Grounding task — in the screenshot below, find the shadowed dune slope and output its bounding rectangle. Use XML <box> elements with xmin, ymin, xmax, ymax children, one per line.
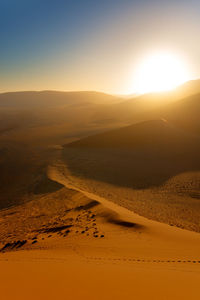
<box><xmin>64</xmin><ymin>119</ymin><xmax>200</xmax><ymax>189</ymax></box>
<box><xmin>0</xmin><ymin>141</ymin><xmax>64</xmax><ymax>210</ymax></box>
<box><xmin>66</xmin><ymin>119</ymin><xmax>198</xmax><ymax>149</ymax></box>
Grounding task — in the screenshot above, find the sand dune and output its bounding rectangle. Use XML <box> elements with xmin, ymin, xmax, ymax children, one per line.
<box><xmin>0</xmin><ymin>163</ymin><xmax>200</xmax><ymax>299</ymax></box>
<box><xmin>63</xmin><ymin>116</ymin><xmax>200</xmax><ymax>232</ymax></box>
<box><xmin>0</xmin><ymin>82</ymin><xmax>200</xmax><ymax>299</ymax></box>
<box><xmin>64</xmin><ymin>116</ymin><xmax>200</xmax><ymax>192</ymax></box>
<box><xmin>66</xmin><ymin>118</ymin><xmax>199</xmax><ymax>149</ymax></box>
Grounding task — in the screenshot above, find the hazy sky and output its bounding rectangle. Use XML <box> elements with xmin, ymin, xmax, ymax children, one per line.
<box><xmin>1</xmin><ymin>0</ymin><xmax>200</xmax><ymax>94</ymax></box>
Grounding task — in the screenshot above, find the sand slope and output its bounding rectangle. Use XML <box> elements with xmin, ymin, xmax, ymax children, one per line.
<box><xmin>0</xmin><ymin>163</ymin><xmax>200</xmax><ymax>299</ymax></box>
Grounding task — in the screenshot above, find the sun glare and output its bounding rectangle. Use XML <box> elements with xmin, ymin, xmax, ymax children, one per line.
<box><xmin>133</xmin><ymin>52</ymin><xmax>190</xmax><ymax>94</ymax></box>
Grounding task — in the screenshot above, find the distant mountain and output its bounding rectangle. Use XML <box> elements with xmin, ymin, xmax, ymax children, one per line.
<box><xmin>123</xmin><ymin>79</ymin><xmax>200</xmax><ymax>111</ymax></box>
<box><xmin>0</xmin><ymin>91</ymin><xmax>124</xmax><ymax>146</ymax></box>
<box><xmin>93</xmin><ymin>79</ymin><xmax>200</xmax><ymax>124</ymax></box>
<box><xmin>65</xmin><ymin>81</ymin><xmax>200</xmax><ymax>148</ymax></box>
<box><xmin>0</xmin><ymin>90</ymin><xmax>121</xmax><ymax>108</ymax></box>
<box><xmin>1</xmin><ymin>80</ymin><xmax>199</xmax><ymax>141</ymax></box>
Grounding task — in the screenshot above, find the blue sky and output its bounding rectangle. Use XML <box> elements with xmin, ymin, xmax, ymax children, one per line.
<box><xmin>0</xmin><ymin>0</ymin><xmax>200</xmax><ymax>93</ymax></box>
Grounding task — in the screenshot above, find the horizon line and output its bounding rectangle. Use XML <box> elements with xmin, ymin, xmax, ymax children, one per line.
<box><xmin>0</xmin><ymin>78</ymin><xmax>199</xmax><ymax>97</ymax></box>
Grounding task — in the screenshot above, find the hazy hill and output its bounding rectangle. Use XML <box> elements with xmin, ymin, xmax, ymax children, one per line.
<box><xmin>0</xmin><ymin>91</ymin><xmax>124</xmax><ymax>146</ymax></box>
<box><xmin>160</xmin><ymin>93</ymin><xmax>200</xmax><ymax>135</ymax></box>
<box><xmin>93</xmin><ymin>79</ymin><xmax>200</xmax><ymax>125</ymax></box>
<box><xmin>0</xmin><ymin>90</ymin><xmax>121</xmax><ymax>108</ymax></box>
<box><xmin>1</xmin><ymin>80</ymin><xmax>199</xmax><ymax>146</ymax></box>
<box><xmin>121</xmin><ymin>79</ymin><xmax>200</xmax><ymax>114</ymax></box>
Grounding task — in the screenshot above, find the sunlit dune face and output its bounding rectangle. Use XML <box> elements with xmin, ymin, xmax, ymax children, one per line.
<box><xmin>133</xmin><ymin>53</ymin><xmax>190</xmax><ymax>94</ymax></box>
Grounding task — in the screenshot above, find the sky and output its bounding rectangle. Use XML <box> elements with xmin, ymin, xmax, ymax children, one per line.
<box><xmin>0</xmin><ymin>0</ymin><xmax>200</xmax><ymax>94</ymax></box>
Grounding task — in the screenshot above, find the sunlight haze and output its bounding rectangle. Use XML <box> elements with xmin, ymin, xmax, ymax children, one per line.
<box><xmin>131</xmin><ymin>52</ymin><xmax>191</xmax><ymax>94</ymax></box>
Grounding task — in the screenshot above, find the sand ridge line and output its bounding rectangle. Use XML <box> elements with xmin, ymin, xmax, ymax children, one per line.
<box><xmin>47</xmin><ymin>162</ymin><xmax>200</xmax><ymax>236</ymax></box>
<box><xmin>47</xmin><ymin>162</ymin><xmax>150</xmax><ymax>223</ymax></box>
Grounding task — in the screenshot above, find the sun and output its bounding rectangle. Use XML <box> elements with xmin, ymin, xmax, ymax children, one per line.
<box><xmin>133</xmin><ymin>52</ymin><xmax>190</xmax><ymax>94</ymax></box>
